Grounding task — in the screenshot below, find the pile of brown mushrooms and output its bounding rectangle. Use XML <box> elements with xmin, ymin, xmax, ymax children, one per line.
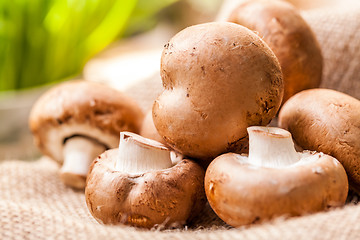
<box><xmin>29</xmin><ymin>0</ymin><xmax>357</xmax><ymax>230</ymax></box>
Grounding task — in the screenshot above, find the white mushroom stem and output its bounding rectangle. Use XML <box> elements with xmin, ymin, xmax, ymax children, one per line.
<box><xmin>60</xmin><ymin>137</ymin><xmax>106</xmax><ymax>189</ymax></box>
<box><xmin>115</xmin><ymin>132</ymin><xmax>173</xmax><ymax>174</ymax></box>
<box><xmin>247</xmin><ymin>126</ymin><xmax>300</xmax><ymax>168</ymax></box>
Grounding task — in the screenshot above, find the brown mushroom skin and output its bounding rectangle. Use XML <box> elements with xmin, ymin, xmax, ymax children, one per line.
<box><xmin>205</xmin><ymin>152</ymin><xmax>348</xmax><ymax>227</ymax></box>
<box><xmin>85</xmin><ymin>149</ymin><xmax>206</xmax><ymax>228</ymax></box>
<box><xmin>29</xmin><ymin>80</ymin><xmax>144</xmax><ymax>163</ymax></box>
<box><xmin>227</xmin><ymin>0</ymin><xmax>323</xmax><ymax>104</ymax></box>
<box><xmin>140</xmin><ymin>109</ymin><xmax>165</xmax><ymax>144</ymax></box>
<box><xmin>153</xmin><ymin>22</ymin><xmax>283</xmax><ymax>163</ymax></box>
<box><xmin>279</xmin><ymin>88</ymin><xmax>360</xmax><ymax>192</ymax></box>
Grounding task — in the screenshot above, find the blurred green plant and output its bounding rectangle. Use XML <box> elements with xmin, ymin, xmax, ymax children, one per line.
<box><xmin>0</xmin><ymin>0</ymin><xmax>177</xmax><ymax>91</ymax></box>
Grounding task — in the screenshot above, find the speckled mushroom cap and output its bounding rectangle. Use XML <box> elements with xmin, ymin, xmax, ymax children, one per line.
<box><xmin>29</xmin><ymin>80</ymin><xmax>144</xmax><ymax>163</ymax></box>
<box><xmin>205</xmin><ymin>151</ymin><xmax>348</xmax><ymax>227</ymax></box>
<box><xmin>227</xmin><ymin>0</ymin><xmax>323</xmax><ymax>104</ymax></box>
<box><xmin>85</xmin><ymin>149</ymin><xmax>206</xmax><ymax>228</ymax></box>
<box><xmin>153</xmin><ymin>22</ymin><xmax>283</xmax><ymax>162</ymax></box>
<box><xmin>279</xmin><ymin>88</ymin><xmax>360</xmax><ymax>192</ymax></box>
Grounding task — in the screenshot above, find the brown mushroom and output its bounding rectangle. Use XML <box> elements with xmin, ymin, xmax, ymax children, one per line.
<box><xmin>29</xmin><ymin>80</ymin><xmax>144</xmax><ymax>189</ymax></box>
<box><xmin>227</xmin><ymin>0</ymin><xmax>323</xmax><ymax>104</ymax></box>
<box><xmin>153</xmin><ymin>22</ymin><xmax>283</xmax><ymax>164</ymax></box>
<box><xmin>205</xmin><ymin>126</ymin><xmax>348</xmax><ymax>227</ymax></box>
<box><xmin>85</xmin><ymin>132</ymin><xmax>205</xmax><ymax>228</ymax></box>
<box><xmin>279</xmin><ymin>88</ymin><xmax>360</xmax><ymax>192</ymax></box>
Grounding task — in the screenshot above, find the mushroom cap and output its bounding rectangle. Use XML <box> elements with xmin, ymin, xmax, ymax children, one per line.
<box><xmin>227</xmin><ymin>0</ymin><xmax>323</xmax><ymax>104</ymax></box>
<box><xmin>153</xmin><ymin>22</ymin><xmax>283</xmax><ymax>162</ymax></box>
<box><xmin>85</xmin><ymin>149</ymin><xmax>206</xmax><ymax>228</ymax></box>
<box><xmin>139</xmin><ymin>109</ymin><xmax>165</xmax><ymax>144</ymax></box>
<box><xmin>205</xmin><ymin>151</ymin><xmax>348</xmax><ymax>227</ymax></box>
<box><xmin>279</xmin><ymin>88</ymin><xmax>360</xmax><ymax>192</ymax></box>
<box><xmin>29</xmin><ymin>80</ymin><xmax>144</xmax><ymax>163</ymax></box>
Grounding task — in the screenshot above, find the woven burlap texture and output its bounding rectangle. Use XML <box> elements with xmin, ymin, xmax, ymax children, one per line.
<box><xmin>1</xmin><ymin>2</ymin><xmax>360</xmax><ymax>239</ymax></box>
<box><xmin>303</xmin><ymin>3</ymin><xmax>360</xmax><ymax>99</ymax></box>
<box><xmin>1</xmin><ymin>158</ymin><xmax>360</xmax><ymax>240</ymax></box>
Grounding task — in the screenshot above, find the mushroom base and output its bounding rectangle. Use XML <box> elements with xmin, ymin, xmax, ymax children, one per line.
<box><xmin>85</xmin><ymin>149</ymin><xmax>206</xmax><ymax>229</ymax></box>
<box><xmin>205</xmin><ymin>151</ymin><xmax>348</xmax><ymax>227</ymax></box>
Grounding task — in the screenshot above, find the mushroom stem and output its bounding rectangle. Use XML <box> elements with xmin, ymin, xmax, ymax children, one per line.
<box><xmin>115</xmin><ymin>132</ymin><xmax>172</xmax><ymax>174</ymax></box>
<box><xmin>247</xmin><ymin>126</ymin><xmax>300</xmax><ymax>168</ymax></box>
<box><xmin>60</xmin><ymin>137</ymin><xmax>106</xmax><ymax>189</ymax></box>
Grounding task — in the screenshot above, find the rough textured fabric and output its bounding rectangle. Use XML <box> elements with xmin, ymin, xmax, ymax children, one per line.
<box><xmin>1</xmin><ymin>2</ymin><xmax>360</xmax><ymax>239</ymax></box>
<box><xmin>1</xmin><ymin>157</ymin><xmax>360</xmax><ymax>240</ymax></box>
<box><xmin>302</xmin><ymin>4</ymin><xmax>360</xmax><ymax>99</ymax></box>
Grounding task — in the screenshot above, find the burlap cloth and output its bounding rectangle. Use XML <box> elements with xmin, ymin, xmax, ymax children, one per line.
<box><xmin>1</xmin><ymin>2</ymin><xmax>360</xmax><ymax>239</ymax></box>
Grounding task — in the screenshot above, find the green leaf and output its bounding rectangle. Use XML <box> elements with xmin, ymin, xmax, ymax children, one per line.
<box><xmin>0</xmin><ymin>0</ymin><xmax>178</xmax><ymax>91</ymax></box>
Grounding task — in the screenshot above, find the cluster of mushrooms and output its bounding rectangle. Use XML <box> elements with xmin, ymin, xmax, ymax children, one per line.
<box><xmin>29</xmin><ymin>0</ymin><xmax>359</xmax><ymax>229</ymax></box>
